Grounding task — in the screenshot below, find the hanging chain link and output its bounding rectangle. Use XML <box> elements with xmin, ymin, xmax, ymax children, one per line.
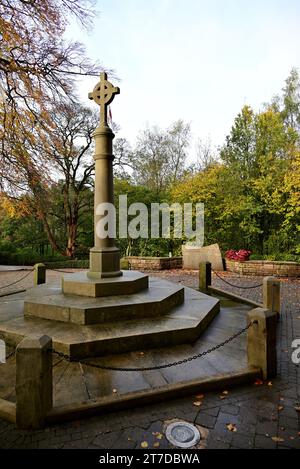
<box><xmin>48</xmin><ymin>269</ymin><xmax>76</xmax><ymax>274</ymax></box>
<box><xmin>212</xmin><ymin>270</ymin><xmax>263</xmax><ymax>289</ymax></box>
<box><xmin>0</xmin><ymin>268</ymin><xmax>34</xmax><ymax>292</ymax></box>
<box><xmin>51</xmin><ymin>321</ymin><xmax>255</xmax><ymax>372</ymax></box>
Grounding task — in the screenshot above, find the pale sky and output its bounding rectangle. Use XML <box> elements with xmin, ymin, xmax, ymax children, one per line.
<box><xmin>68</xmin><ymin>0</ymin><xmax>300</xmax><ymax>161</ymax></box>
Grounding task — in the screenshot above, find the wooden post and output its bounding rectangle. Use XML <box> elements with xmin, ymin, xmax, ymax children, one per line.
<box><xmin>263</xmin><ymin>276</ymin><xmax>280</xmax><ymax>316</ymax></box>
<box><xmin>199</xmin><ymin>262</ymin><xmax>211</xmax><ymax>292</ymax></box>
<box><xmin>247</xmin><ymin>307</ymin><xmax>277</xmax><ymax>380</ymax></box>
<box><xmin>16</xmin><ymin>335</ymin><xmax>53</xmax><ymax>429</ymax></box>
<box><xmin>34</xmin><ymin>263</ymin><xmax>46</xmax><ymax>285</ymax></box>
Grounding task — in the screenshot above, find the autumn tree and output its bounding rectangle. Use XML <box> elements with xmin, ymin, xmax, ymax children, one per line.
<box><xmin>0</xmin><ymin>0</ymin><xmax>104</xmax><ymax>189</ymax></box>
<box><xmin>132</xmin><ymin>120</ymin><xmax>191</xmax><ymax>195</ymax></box>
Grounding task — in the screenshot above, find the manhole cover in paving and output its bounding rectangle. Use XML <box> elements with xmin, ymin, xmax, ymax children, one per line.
<box><xmin>165</xmin><ymin>421</ymin><xmax>201</xmax><ymax>448</ymax></box>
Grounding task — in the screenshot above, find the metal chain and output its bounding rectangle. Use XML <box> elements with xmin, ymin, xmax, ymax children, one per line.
<box><xmin>48</xmin><ymin>269</ymin><xmax>75</xmax><ymax>274</ymax></box>
<box><xmin>4</xmin><ymin>348</ymin><xmax>16</xmax><ymax>361</ymax></box>
<box><xmin>212</xmin><ymin>269</ymin><xmax>263</xmax><ymax>289</ymax></box>
<box><xmin>0</xmin><ymin>268</ymin><xmax>34</xmax><ymax>291</ymax></box>
<box><xmin>51</xmin><ymin>321</ymin><xmax>254</xmax><ymax>372</ymax></box>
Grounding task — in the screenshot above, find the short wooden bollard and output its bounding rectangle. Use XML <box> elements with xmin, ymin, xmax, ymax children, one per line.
<box><xmin>247</xmin><ymin>307</ymin><xmax>277</xmax><ymax>380</ymax></box>
<box><xmin>263</xmin><ymin>276</ymin><xmax>280</xmax><ymax>316</ymax></box>
<box><xmin>34</xmin><ymin>263</ymin><xmax>46</xmax><ymax>285</ymax></box>
<box><xmin>199</xmin><ymin>262</ymin><xmax>211</xmax><ymax>292</ymax></box>
<box><xmin>16</xmin><ymin>335</ymin><xmax>53</xmax><ymax>429</ymax></box>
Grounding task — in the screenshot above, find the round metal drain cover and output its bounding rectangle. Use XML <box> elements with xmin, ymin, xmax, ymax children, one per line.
<box><xmin>165</xmin><ymin>421</ymin><xmax>200</xmax><ymax>448</ymax></box>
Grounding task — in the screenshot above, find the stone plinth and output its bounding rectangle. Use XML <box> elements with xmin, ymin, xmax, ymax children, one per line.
<box><xmin>62</xmin><ymin>270</ymin><xmax>148</xmax><ymax>298</ymax></box>
<box><xmin>182</xmin><ymin>244</ymin><xmax>224</xmax><ymax>271</ymax></box>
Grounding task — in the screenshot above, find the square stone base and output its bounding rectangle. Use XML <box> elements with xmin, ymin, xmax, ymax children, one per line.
<box><xmin>89</xmin><ymin>247</ymin><xmax>122</xmax><ymax>278</ymax></box>
<box><xmin>62</xmin><ymin>270</ymin><xmax>149</xmax><ymax>298</ymax></box>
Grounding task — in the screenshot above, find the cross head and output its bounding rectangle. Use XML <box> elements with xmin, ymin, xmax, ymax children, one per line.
<box><xmin>88</xmin><ymin>72</ymin><xmax>120</xmax><ymax>126</ymax></box>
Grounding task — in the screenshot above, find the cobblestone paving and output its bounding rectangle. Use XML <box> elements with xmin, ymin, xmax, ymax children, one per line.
<box><xmin>0</xmin><ymin>269</ymin><xmax>299</xmax><ymax>449</ymax></box>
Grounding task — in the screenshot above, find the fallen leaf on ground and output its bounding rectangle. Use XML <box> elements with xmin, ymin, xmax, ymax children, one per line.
<box><xmin>156</xmin><ymin>433</ymin><xmax>163</xmax><ymax>440</ymax></box>
<box><xmin>226</xmin><ymin>423</ymin><xmax>237</xmax><ymax>432</ymax></box>
<box><xmin>222</xmin><ymin>390</ymin><xmax>229</xmax><ymax>395</ymax></box>
<box><xmin>139</xmin><ymin>352</ymin><xmax>144</xmax><ymax>356</ymax></box>
<box><xmin>254</xmin><ymin>379</ymin><xmax>264</xmax><ymax>386</ymax></box>
<box><xmin>195</xmin><ymin>394</ymin><xmax>205</xmax><ymax>400</ymax></box>
<box><xmin>271</xmin><ymin>436</ymin><xmax>284</xmax><ymax>442</ymax></box>
<box><xmin>141</xmin><ymin>441</ymin><xmax>148</xmax><ymax>448</ymax></box>
<box><xmin>153</xmin><ymin>442</ymin><xmax>160</xmax><ymax>448</ymax></box>
<box><xmin>278</xmin><ymin>406</ymin><xmax>284</xmax><ymax>411</ymax></box>
<box><xmin>193</xmin><ymin>401</ymin><xmax>202</xmax><ymax>406</ymax></box>
<box><xmin>267</xmin><ymin>381</ymin><xmax>272</xmax><ymax>386</ymax></box>
<box><xmin>112</xmin><ymin>389</ymin><xmax>117</xmax><ymax>393</ymax></box>
<box><xmin>219</xmin><ymin>395</ymin><xmax>226</xmax><ymax>400</ymax></box>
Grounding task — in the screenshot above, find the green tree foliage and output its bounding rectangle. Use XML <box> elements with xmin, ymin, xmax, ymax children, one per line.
<box><xmin>1</xmin><ymin>71</ymin><xmax>300</xmax><ymax>263</ymax></box>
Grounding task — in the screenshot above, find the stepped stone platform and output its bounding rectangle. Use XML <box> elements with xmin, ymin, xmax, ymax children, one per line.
<box><xmin>0</xmin><ymin>296</ymin><xmax>260</xmax><ymax>423</ymax></box>
<box><xmin>0</xmin><ymin>274</ymin><xmax>220</xmax><ymax>359</ymax></box>
<box><xmin>24</xmin><ymin>277</ymin><xmax>184</xmax><ymax>325</ymax></box>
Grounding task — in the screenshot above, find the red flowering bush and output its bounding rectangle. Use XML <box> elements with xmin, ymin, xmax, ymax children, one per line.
<box><xmin>225</xmin><ymin>249</ymin><xmax>252</xmax><ymax>261</ymax></box>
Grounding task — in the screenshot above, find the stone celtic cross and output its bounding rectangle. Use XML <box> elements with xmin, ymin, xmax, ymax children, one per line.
<box><xmin>88</xmin><ymin>72</ymin><xmax>120</xmax><ymax>127</ymax></box>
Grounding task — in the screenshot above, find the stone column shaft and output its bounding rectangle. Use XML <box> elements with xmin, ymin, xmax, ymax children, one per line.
<box><xmin>88</xmin><ymin>126</ymin><xmax>122</xmax><ymax>278</ymax></box>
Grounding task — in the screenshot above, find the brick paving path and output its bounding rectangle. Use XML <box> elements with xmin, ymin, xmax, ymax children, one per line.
<box><xmin>0</xmin><ymin>269</ymin><xmax>299</xmax><ymax>449</ymax></box>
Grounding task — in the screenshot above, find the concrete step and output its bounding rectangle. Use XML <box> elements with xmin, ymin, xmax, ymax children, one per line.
<box><xmin>24</xmin><ymin>278</ymin><xmax>185</xmax><ymax>325</ymax></box>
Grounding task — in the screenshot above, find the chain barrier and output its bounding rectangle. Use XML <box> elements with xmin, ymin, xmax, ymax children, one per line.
<box><xmin>0</xmin><ymin>268</ymin><xmax>34</xmax><ymax>292</ymax></box>
<box><xmin>212</xmin><ymin>269</ymin><xmax>263</xmax><ymax>289</ymax></box>
<box><xmin>48</xmin><ymin>268</ymin><xmax>76</xmax><ymax>274</ymax></box>
<box><xmin>51</xmin><ymin>321</ymin><xmax>255</xmax><ymax>372</ymax></box>
<box><xmin>5</xmin><ymin>349</ymin><xmax>16</xmax><ymax>361</ymax></box>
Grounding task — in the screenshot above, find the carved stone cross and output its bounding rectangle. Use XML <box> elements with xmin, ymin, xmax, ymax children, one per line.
<box><xmin>88</xmin><ymin>72</ymin><xmax>120</xmax><ymax>127</ymax></box>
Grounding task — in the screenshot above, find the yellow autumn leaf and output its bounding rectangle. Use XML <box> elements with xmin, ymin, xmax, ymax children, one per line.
<box><xmin>226</xmin><ymin>423</ymin><xmax>237</xmax><ymax>432</ymax></box>
<box><xmin>271</xmin><ymin>436</ymin><xmax>284</xmax><ymax>442</ymax></box>
<box><xmin>141</xmin><ymin>441</ymin><xmax>148</xmax><ymax>448</ymax></box>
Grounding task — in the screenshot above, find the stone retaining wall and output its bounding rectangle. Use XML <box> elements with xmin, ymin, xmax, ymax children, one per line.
<box><xmin>125</xmin><ymin>256</ymin><xmax>182</xmax><ymax>270</ymax></box>
<box><xmin>225</xmin><ymin>259</ymin><xmax>300</xmax><ymax>278</ymax></box>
